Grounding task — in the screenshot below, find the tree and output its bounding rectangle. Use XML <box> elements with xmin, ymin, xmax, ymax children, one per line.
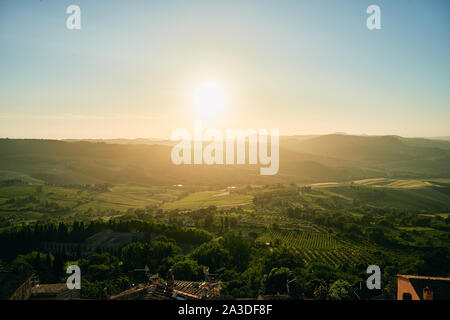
<box><xmin>264</xmin><ymin>267</ymin><xmax>293</xmax><ymax>295</ymax></box>
<box><xmin>419</xmin><ymin>247</ymin><xmax>450</xmax><ymax>277</ymax></box>
<box><xmin>220</xmin><ymin>232</ymin><xmax>251</xmax><ymax>271</ymax></box>
<box><xmin>204</xmin><ymin>212</ymin><xmax>215</xmax><ymax>230</ymax></box>
<box><xmin>328</xmin><ymin>280</ymin><xmax>353</xmax><ymax>300</ymax></box>
<box><xmin>190</xmin><ymin>241</ymin><xmax>231</xmax><ymax>271</ymax></box>
<box><xmin>263</xmin><ymin>246</ymin><xmax>305</xmax><ymax>274</ymax></box>
<box><xmin>313</xmin><ymin>283</ymin><xmax>328</xmax><ymax>300</ymax></box>
<box><xmin>0</xmin><ymin>259</ymin><xmax>7</xmax><ymax>272</ymax></box>
<box><xmin>366</xmin><ymin>227</ymin><xmax>387</xmax><ymax>244</ymax></box>
<box><xmin>306</xmin><ymin>262</ymin><xmax>336</xmax><ymax>282</ymax></box>
<box><xmin>147</xmin><ymin>238</ymin><xmax>181</xmax><ymax>274</ymax></box>
<box><xmin>121</xmin><ymin>242</ymin><xmax>147</xmax><ymax>271</ymax></box>
<box><xmin>53</xmin><ymin>253</ymin><xmax>65</xmax><ymax>282</ymax></box>
<box><xmin>78</xmin><ymin>253</ymin><xmax>122</xmax><ymax>282</ymax></box>
<box><xmin>171</xmin><ymin>258</ymin><xmax>202</xmax><ymax>281</ymax></box>
<box><xmin>248</xmin><ymin>232</ymin><xmax>258</xmax><ymax>243</ymax></box>
<box><xmin>34</xmin><ymin>252</ymin><xmax>42</xmax><ymax>274</ymax></box>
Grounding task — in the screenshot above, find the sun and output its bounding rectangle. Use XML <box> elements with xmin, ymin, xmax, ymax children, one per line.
<box><xmin>193</xmin><ymin>82</ymin><xmax>226</xmax><ymax>117</ymax></box>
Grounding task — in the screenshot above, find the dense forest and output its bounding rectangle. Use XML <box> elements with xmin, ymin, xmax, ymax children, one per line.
<box><xmin>1</xmin><ymin>199</ymin><xmax>448</xmax><ymax>299</ymax></box>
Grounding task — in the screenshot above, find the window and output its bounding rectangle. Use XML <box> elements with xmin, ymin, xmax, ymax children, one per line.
<box><xmin>402</xmin><ymin>293</ymin><xmax>412</xmax><ymax>300</ymax></box>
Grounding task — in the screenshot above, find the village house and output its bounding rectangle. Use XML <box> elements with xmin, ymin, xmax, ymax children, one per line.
<box><xmin>397</xmin><ymin>274</ymin><xmax>450</xmax><ymax>300</ymax></box>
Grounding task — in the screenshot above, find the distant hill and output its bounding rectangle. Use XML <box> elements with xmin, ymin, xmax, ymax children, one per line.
<box><xmin>397</xmin><ymin>137</ymin><xmax>450</xmax><ymax>150</ymax></box>
<box><xmin>282</xmin><ymin>134</ymin><xmax>450</xmax><ymax>177</ymax></box>
<box><xmin>62</xmin><ymin>138</ymin><xmax>175</xmax><ymax>146</ymax></box>
<box><xmin>0</xmin><ymin>135</ymin><xmax>449</xmax><ymax>186</ymax></box>
<box><xmin>432</xmin><ymin>136</ymin><xmax>450</xmax><ymax>141</ymax></box>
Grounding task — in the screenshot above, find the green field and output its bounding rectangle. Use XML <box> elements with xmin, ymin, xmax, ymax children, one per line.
<box><xmin>0</xmin><ymin>183</ymin><xmax>257</xmax><ymax>227</ymax></box>
<box><xmin>257</xmin><ymin>229</ymin><xmax>338</xmax><ymax>249</ymax></box>
<box><xmin>256</xmin><ymin>229</ymin><xmax>375</xmax><ymax>267</ymax></box>
<box><xmin>420</xmin><ymin>213</ymin><xmax>450</xmax><ymax>219</ymax></box>
<box><xmin>397</xmin><ymin>226</ymin><xmax>435</xmax><ymax>232</ymax></box>
<box><xmin>311</xmin><ymin>183</ymin><xmax>450</xmax><ymax>212</ymax></box>
<box><xmin>162</xmin><ymin>190</ymin><xmax>253</xmax><ymax>210</ymax></box>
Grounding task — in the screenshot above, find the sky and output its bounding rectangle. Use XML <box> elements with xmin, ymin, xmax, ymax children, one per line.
<box><xmin>0</xmin><ymin>0</ymin><xmax>449</xmax><ymax>139</ymax></box>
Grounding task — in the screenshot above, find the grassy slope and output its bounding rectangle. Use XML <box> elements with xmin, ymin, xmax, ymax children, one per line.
<box><xmin>1</xmin><ymin>135</ymin><xmax>450</xmax><ymax>186</ymax></box>
<box><xmin>308</xmin><ymin>178</ymin><xmax>450</xmax><ymax>212</ymax></box>
<box><xmin>162</xmin><ymin>190</ymin><xmax>253</xmax><ymax>210</ymax></box>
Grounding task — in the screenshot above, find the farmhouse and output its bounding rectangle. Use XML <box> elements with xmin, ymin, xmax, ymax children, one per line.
<box><xmin>41</xmin><ymin>229</ymin><xmax>145</xmax><ymax>257</ymax></box>
<box><xmin>31</xmin><ymin>283</ymin><xmax>79</xmax><ymax>300</ymax></box>
<box><xmin>397</xmin><ymin>274</ymin><xmax>450</xmax><ymax>300</ymax></box>
<box><xmin>0</xmin><ymin>271</ymin><xmax>34</xmax><ymax>300</ymax></box>
<box><xmin>109</xmin><ymin>280</ymin><xmax>221</xmax><ymax>300</ymax></box>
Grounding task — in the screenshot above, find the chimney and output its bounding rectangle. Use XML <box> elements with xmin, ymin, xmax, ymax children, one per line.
<box><xmin>201</xmin><ymin>287</ymin><xmax>208</xmax><ymax>299</ymax></box>
<box><xmin>423</xmin><ymin>286</ymin><xmax>433</xmax><ymax>300</ymax></box>
<box><xmin>166</xmin><ymin>268</ymin><xmax>175</xmax><ymax>293</ymax></box>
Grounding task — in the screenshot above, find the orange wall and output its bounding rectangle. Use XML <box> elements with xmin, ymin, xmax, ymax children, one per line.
<box><xmin>397</xmin><ymin>278</ymin><xmax>420</xmax><ymax>300</ymax></box>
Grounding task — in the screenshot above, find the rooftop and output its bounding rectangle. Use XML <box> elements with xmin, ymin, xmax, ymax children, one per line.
<box><xmin>109</xmin><ymin>280</ymin><xmax>221</xmax><ymax>300</ymax></box>
<box><xmin>397</xmin><ymin>274</ymin><xmax>450</xmax><ymax>281</ymax></box>
<box><xmin>31</xmin><ymin>283</ymin><xmax>68</xmax><ymax>296</ymax></box>
<box><xmin>397</xmin><ymin>274</ymin><xmax>450</xmax><ymax>300</ymax></box>
<box><xmin>0</xmin><ymin>271</ymin><xmax>33</xmax><ymax>300</ymax></box>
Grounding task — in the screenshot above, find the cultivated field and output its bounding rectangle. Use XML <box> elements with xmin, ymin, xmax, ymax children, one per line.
<box><xmin>256</xmin><ymin>229</ymin><xmax>375</xmax><ymax>268</ymax></box>
<box><xmin>162</xmin><ymin>190</ymin><xmax>253</xmax><ymax>210</ymax></box>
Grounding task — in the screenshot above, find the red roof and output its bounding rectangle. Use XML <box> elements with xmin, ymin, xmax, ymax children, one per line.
<box><xmin>397</xmin><ymin>274</ymin><xmax>450</xmax><ymax>281</ymax></box>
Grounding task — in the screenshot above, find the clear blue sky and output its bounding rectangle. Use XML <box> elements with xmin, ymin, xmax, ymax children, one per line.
<box><xmin>0</xmin><ymin>0</ymin><xmax>449</xmax><ymax>138</ymax></box>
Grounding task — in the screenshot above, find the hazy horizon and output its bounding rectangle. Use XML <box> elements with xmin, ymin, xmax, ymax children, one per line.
<box><xmin>1</xmin><ymin>132</ymin><xmax>450</xmax><ymax>141</ymax></box>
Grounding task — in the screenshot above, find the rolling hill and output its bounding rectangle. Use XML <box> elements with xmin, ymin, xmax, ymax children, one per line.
<box><xmin>0</xmin><ymin>134</ymin><xmax>449</xmax><ymax>186</ymax></box>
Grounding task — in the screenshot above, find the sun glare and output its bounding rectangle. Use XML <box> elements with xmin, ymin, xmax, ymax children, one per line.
<box><xmin>193</xmin><ymin>82</ymin><xmax>226</xmax><ymax>117</ymax></box>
